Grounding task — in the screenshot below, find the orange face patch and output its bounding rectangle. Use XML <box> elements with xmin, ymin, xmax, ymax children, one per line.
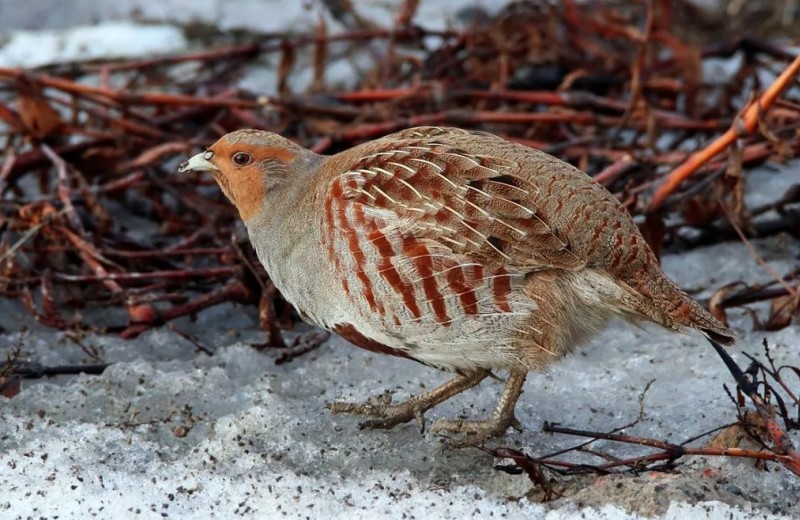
<box><xmin>221</xmin><ymin>167</ymin><xmax>267</xmax><ymax>221</ymax></box>
<box><xmin>205</xmin><ymin>141</ymin><xmax>298</xmax><ymax>221</ymax></box>
<box><xmin>256</xmin><ymin>145</ymin><xmax>297</xmax><ymax>165</ymax></box>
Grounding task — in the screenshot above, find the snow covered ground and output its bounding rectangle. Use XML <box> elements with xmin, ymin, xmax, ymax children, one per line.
<box><xmin>1</xmin><ymin>217</ymin><xmax>798</xmax><ymax>520</ymax></box>
<box><xmin>0</xmin><ymin>1</ymin><xmax>798</xmax><ymax>519</ymax></box>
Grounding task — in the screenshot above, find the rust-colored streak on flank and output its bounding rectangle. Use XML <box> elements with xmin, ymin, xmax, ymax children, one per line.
<box><xmin>493</xmin><ymin>267</ymin><xmax>513</xmax><ymax>312</ymax></box>
<box><xmin>469</xmin><ymin>264</ymin><xmax>485</xmax><ymax>286</ymax></box>
<box><xmin>446</xmin><ymin>265</ymin><xmax>479</xmax><ymax>315</ymax></box>
<box><xmin>376</xmin><ymin>245</ymin><xmax>418</xmax><ymax>318</ymax></box>
<box><xmin>325</xmin><ymin>183</ymin><xmax>349</xmax><ymax>296</ymax></box>
<box><xmin>342</xmin><ymin>203</ymin><xmax>381</xmax><ymax>315</ymax></box>
<box><xmin>392</xmin><ymin>241</ymin><xmax>422</xmax><ymax>320</ymax></box>
<box><xmin>359</xmin><ymin>217</ymin><xmax>422</xmax><ymax>320</ymax></box>
<box><xmin>362</xmin><ymin>223</ymin><xmax>419</xmax><ymax>320</ymax></box>
<box><xmin>333</xmin><ymin>323</ymin><xmax>413</xmax><ymax>360</ymax></box>
<box><xmin>406</xmin><ymin>242</ymin><xmax>450</xmax><ymax>324</ymax></box>
<box><xmin>367</xmin><ymin>226</ymin><xmax>395</xmax><ymax>260</ymax></box>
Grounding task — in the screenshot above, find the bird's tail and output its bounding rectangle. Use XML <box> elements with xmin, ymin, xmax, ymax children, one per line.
<box><xmin>672</xmin><ymin>294</ymin><xmax>735</xmax><ymax>346</ymax></box>
<box><xmin>625</xmin><ymin>269</ymin><xmax>735</xmax><ymax>346</ymax></box>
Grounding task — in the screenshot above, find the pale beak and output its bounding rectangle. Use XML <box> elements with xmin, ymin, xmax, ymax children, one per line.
<box><xmin>178</xmin><ymin>151</ymin><xmax>219</xmax><ymax>173</ymax></box>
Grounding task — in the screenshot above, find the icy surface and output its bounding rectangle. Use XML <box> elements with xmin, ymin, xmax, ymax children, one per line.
<box><xmin>0</xmin><ymin>23</ymin><xmax>188</xmax><ymax>68</ymax></box>
<box><xmin>0</xmin><ymin>0</ymin><xmax>502</xmax><ymax>94</ymax></box>
<box><xmin>1</xmin><ymin>198</ymin><xmax>799</xmax><ymax>518</ymax></box>
<box><xmin>0</xmin><ymin>0</ymin><xmax>499</xmax><ymax>34</ymax></box>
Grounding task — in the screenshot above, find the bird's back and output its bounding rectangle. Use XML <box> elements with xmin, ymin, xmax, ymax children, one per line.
<box><xmin>318</xmin><ymin>126</ymin><xmax>733</xmax><ymax>361</ymax></box>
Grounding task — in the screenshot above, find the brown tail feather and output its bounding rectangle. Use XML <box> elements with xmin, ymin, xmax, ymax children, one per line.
<box><xmin>623</xmin><ymin>268</ymin><xmax>735</xmax><ymax>346</ymax></box>
<box><xmin>703</xmin><ymin>327</ymin><xmax>736</xmax><ymax>347</ymax></box>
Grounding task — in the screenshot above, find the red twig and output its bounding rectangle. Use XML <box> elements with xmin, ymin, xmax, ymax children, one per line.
<box><xmin>650</xmin><ymin>53</ymin><xmax>800</xmax><ymax>210</ymax></box>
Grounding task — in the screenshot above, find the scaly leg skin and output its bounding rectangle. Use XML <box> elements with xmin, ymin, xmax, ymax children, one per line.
<box><xmin>327</xmin><ymin>370</ymin><xmax>490</xmax><ymax>433</ymax></box>
<box><xmin>430</xmin><ymin>371</ymin><xmax>527</xmax><ymax>448</ymax></box>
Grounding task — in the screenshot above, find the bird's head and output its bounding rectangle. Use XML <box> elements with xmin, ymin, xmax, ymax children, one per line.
<box><xmin>179</xmin><ymin>129</ymin><xmax>312</xmax><ymax>221</ymax></box>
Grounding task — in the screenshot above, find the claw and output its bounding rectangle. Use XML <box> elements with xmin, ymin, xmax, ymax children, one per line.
<box><xmin>415</xmin><ymin>410</ymin><xmax>426</xmax><ymax>434</ymax></box>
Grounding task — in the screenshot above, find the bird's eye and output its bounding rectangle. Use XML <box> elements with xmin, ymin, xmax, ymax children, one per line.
<box><xmin>232</xmin><ymin>152</ymin><xmax>252</xmax><ymax>166</ymax></box>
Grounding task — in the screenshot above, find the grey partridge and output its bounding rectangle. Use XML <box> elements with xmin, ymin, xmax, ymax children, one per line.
<box><xmin>179</xmin><ymin>126</ymin><xmax>734</xmax><ymax>445</ymax></box>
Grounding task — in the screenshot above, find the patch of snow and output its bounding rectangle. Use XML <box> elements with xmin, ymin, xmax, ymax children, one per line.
<box><xmin>1</xmin><ymin>227</ymin><xmax>798</xmax><ymax>518</ymax></box>
<box><xmin>0</xmin><ymin>22</ymin><xmax>187</xmax><ymax>68</ymax></box>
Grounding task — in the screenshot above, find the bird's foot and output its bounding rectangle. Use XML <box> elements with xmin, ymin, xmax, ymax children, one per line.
<box><xmin>430</xmin><ymin>414</ymin><xmax>523</xmax><ymax>448</ymax></box>
<box><xmin>327</xmin><ymin>370</ymin><xmax>491</xmax><ymax>434</ymax></box>
<box><xmin>328</xmin><ymin>393</ymin><xmax>427</xmax><ymax>432</ymax></box>
<box><xmin>430</xmin><ymin>371</ymin><xmax>527</xmax><ymax>448</ymax></box>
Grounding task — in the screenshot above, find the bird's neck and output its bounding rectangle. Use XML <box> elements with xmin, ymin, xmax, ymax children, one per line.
<box><xmin>242</xmin><ymin>151</ymin><xmax>327</xmax><ymax>275</ymax></box>
<box><xmin>243</xmin><ymin>159</ymin><xmax>336</xmax><ymax>327</ymax></box>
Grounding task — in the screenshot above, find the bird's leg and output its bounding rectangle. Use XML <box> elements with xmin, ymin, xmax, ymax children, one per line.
<box><xmin>327</xmin><ymin>369</ymin><xmax>490</xmax><ymax>433</ymax></box>
<box><xmin>430</xmin><ymin>371</ymin><xmax>526</xmax><ymax>448</ymax></box>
